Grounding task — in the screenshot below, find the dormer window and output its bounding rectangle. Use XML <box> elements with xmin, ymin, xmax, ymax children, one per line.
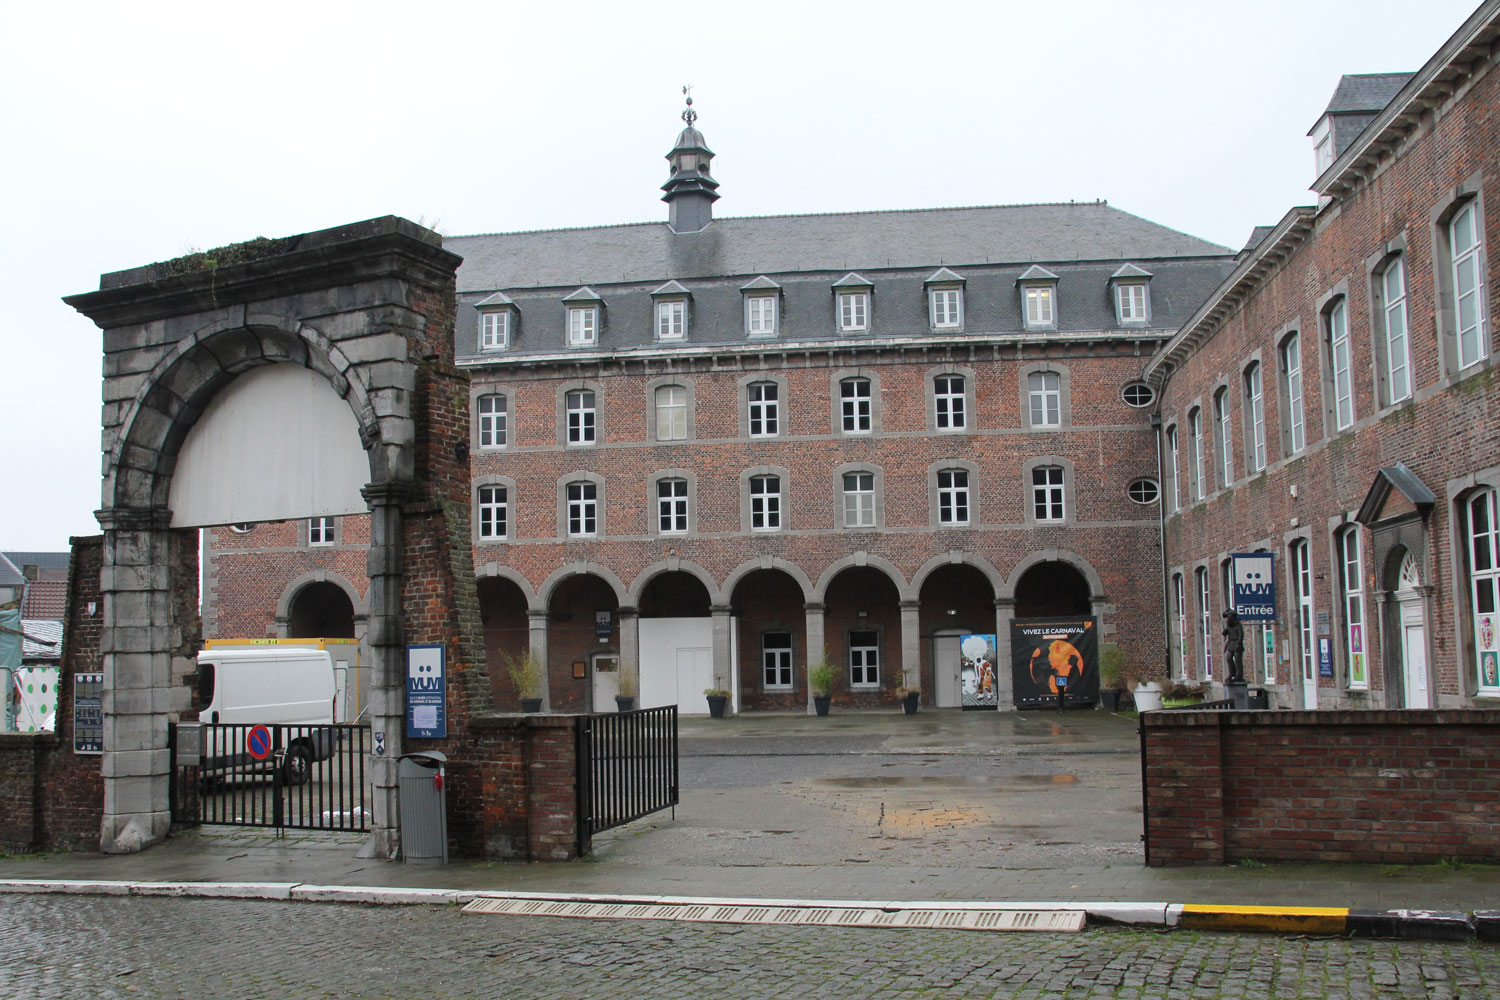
<box><xmin>833</xmin><ymin>273</ymin><xmax>873</xmax><ymax>334</ymax></box>
<box><xmin>1312</xmin><ymin>118</ymin><xmax>1334</xmax><ymax>175</ymax></box>
<box><xmin>1110</xmin><ymin>264</ymin><xmax>1153</xmax><ymax>325</ymax></box>
<box><xmin>741</xmin><ymin>275</ymin><xmax>782</xmax><ymax>338</ymax></box>
<box><xmin>475</xmin><ymin>291</ymin><xmax>515</xmax><ymax>351</ymax></box>
<box><xmin>1017</xmin><ymin>265</ymin><xmax>1058</xmax><ymax>330</ymax></box>
<box><xmin>924</xmin><ymin>268</ymin><xmax>965</xmax><ymax>330</ymax></box>
<box><xmin>562</xmin><ymin>287</ymin><xmax>604</xmax><ymax>347</ymax></box>
<box><xmin>650</xmin><ymin>280</ymin><xmax>691</xmax><ymax>342</ymax></box>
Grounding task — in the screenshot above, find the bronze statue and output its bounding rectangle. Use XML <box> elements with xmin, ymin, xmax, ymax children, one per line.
<box><xmin>1222</xmin><ymin>609</ymin><xmax>1245</xmax><ymax>683</ymax></box>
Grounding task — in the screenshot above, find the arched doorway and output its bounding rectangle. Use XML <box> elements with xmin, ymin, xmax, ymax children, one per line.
<box><xmin>1383</xmin><ymin>547</ymin><xmax>1431</xmax><ymax>708</ymax></box>
<box><xmin>1014</xmin><ymin>561</ymin><xmax>1091</xmax><ymax>618</ymax></box>
<box><xmin>478</xmin><ymin>576</ymin><xmax>531</xmax><ymax>707</ymax></box>
<box><xmin>1010</xmin><ymin>560</ymin><xmax>1098</xmax><ymax>708</ymax></box>
<box><xmin>919</xmin><ymin>564</ymin><xmax>997</xmax><ymax>708</ymax></box>
<box><xmin>288</xmin><ymin>581</ymin><xmax>355</xmax><ymax>638</ymax></box>
<box><xmin>729</xmin><ymin>568</ymin><xmax>806</xmax><ymax>711</ymax></box>
<box><xmin>546</xmin><ymin>574</ymin><xmax>621</xmax><ymax>713</ymax></box>
<box><xmin>636</xmin><ymin>570</ymin><xmax>714</xmax><ymax>714</ymax></box>
<box><xmin>822</xmin><ymin>566</ymin><xmax>902</xmax><ymax>707</ymax></box>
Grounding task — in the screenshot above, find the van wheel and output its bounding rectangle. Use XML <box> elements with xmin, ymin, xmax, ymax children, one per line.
<box><xmin>281</xmin><ymin>743</ymin><xmax>313</xmax><ymax>786</ymax></box>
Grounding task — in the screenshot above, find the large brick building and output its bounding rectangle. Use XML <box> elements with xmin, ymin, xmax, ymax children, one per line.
<box><xmin>204</xmin><ymin>2</ymin><xmax>1499</xmax><ymax>715</ymax></box>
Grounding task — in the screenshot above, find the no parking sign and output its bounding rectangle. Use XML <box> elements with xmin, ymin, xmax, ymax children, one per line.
<box><xmin>246</xmin><ymin>724</ymin><xmax>273</xmax><ymax>761</ymax></box>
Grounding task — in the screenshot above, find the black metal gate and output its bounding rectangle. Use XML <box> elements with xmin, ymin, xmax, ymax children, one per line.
<box><xmin>575</xmin><ymin>705</ymin><xmax>678</xmax><ymax>854</ymax></box>
<box><xmin>170</xmin><ymin>722</ymin><xmax>371</xmax><ymax>833</ymax></box>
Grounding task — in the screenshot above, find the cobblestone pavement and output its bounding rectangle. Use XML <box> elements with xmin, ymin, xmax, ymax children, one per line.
<box><xmin>4</xmin><ymin>894</ymin><xmax>1498</xmax><ymax>999</ymax></box>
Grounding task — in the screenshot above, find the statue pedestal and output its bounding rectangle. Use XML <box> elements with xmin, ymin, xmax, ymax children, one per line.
<box><xmin>1226</xmin><ymin>680</ymin><xmax>1250</xmax><ymax>710</ymax></box>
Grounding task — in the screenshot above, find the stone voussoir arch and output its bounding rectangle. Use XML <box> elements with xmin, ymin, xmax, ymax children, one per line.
<box><xmin>813</xmin><ymin>552</ymin><xmax>912</xmax><ymax>602</ymax></box>
<box><xmin>274</xmin><ymin>569</ymin><xmax>370</xmax><ymax>623</ymax></box>
<box><xmin>627</xmin><ymin>557</ymin><xmax>722</xmax><ymax>606</ymax></box>
<box><xmin>911</xmin><ymin>551</ymin><xmax>1005</xmax><ymax>596</ymax></box>
<box><xmin>538</xmin><ymin>561</ymin><xmax>631</xmax><ymax>611</ymax></box>
<box><xmin>475</xmin><ymin>562</ymin><xmax>539</xmax><ymax>608</ymax></box>
<box><xmin>721</xmin><ymin>556</ymin><xmax>815</xmax><ymax>603</ymax></box>
<box><xmin>1002</xmin><ymin>548</ymin><xmax>1107</xmax><ymax>602</ymax></box>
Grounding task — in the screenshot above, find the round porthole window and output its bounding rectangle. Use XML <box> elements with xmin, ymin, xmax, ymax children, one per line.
<box><xmin>229</xmin><ymin>523</ymin><xmax>255</xmax><ymax>533</ymax></box>
<box><xmin>1128</xmin><ymin>478</ymin><xmax>1160</xmax><ymax>504</ymax></box>
<box><xmin>1122</xmin><ymin>382</ymin><xmax>1155</xmax><ymax>408</ymax></box>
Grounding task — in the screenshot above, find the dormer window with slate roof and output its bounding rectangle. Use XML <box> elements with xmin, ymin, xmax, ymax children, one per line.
<box><xmin>741</xmin><ymin>275</ymin><xmax>782</xmax><ymax>338</ymax></box>
<box><xmin>563</xmin><ymin>287</ymin><xmax>603</xmax><ymax>347</ymax></box>
<box><xmin>834</xmin><ymin>273</ymin><xmax>873</xmax><ymax>334</ymax></box>
<box><xmin>1017</xmin><ymin>265</ymin><xmax>1058</xmax><ymax>330</ymax></box>
<box><xmin>1110</xmin><ymin>264</ymin><xmax>1152</xmax><ymax>325</ymax></box>
<box><xmin>651</xmin><ymin>281</ymin><xmax>691</xmax><ymax>342</ymax></box>
<box><xmin>925</xmin><ymin>268</ymin><xmax>965</xmax><ymax>331</ymax></box>
<box><xmin>475</xmin><ymin>291</ymin><xmax>516</xmax><ymax>351</ymax></box>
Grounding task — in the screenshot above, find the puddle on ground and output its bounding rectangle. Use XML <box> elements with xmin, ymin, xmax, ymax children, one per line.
<box><xmin>813</xmin><ymin>774</ymin><xmax>1077</xmax><ymax>789</ymax></box>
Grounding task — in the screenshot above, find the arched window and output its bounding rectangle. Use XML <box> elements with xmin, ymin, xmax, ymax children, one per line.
<box><xmin>1187</xmin><ymin>407</ymin><xmax>1204</xmax><ymax>501</ymax></box>
<box><xmin>1196</xmin><ymin>566</ymin><xmax>1213</xmax><ymax>681</ymax></box>
<box><xmin>1243</xmin><ymin>362</ymin><xmax>1266</xmax><ymax>472</ymax></box>
<box><xmin>1339</xmin><ymin>526</ymin><xmax>1367</xmax><ymax>690</ymax></box>
<box><xmin>1213</xmin><ymin>386</ymin><xmax>1233</xmax><ymax>486</ymax></box>
<box><xmin>1470</xmin><ymin>488</ymin><xmax>1500</xmax><ymax>693</ymax></box>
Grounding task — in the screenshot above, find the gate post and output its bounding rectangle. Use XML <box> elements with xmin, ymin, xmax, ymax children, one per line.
<box><xmin>362</xmin><ymin>483</ymin><xmax>410</xmax><ymax>859</ymax></box>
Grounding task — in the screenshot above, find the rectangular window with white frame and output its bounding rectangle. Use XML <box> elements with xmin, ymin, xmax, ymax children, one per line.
<box><xmin>937</xmin><ymin>468</ymin><xmax>969</xmax><ymax>525</ymax></box>
<box><xmin>1166</xmin><ymin>426</ymin><xmax>1180</xmax><ymax>512</ymax></box>
<box><xmin>567</xmin><ymin>306</ymin><xmax>597</xmax><ymax>346</ymax></box>
<box><xmin>478</xmin><ymin>393</ymin><xmax>507</xmax><ymax>449</ymax></box>
<box><xmin>655</xmin><ymin>300</ymin><xmax>685</xmax><ymax>340</ymax></box>
<box><xmin>657</xmin><ymin>478</ymin><xmax>688</xmax><ymax>534</ymax></box>
<box><xmin>746</xmin><ymin>295</ymin><xmax>778</xmax><ymax>337</ymax></box>
<box><xmin>1341</xmin><ymin>527</ymin><xmax>1367</xmax><ymax>690</ymax></box>
<box><xmin>567</xmin><ymin>481</ymin><xmax>597</xmax><ymax>537</ymax></box>
<box><xmin>1214</xmin><ymin>387</ymin><xmax>1233</xmax><ymax>487</ymax></box>
<box><xmin>1024</xmin><ymin>285</ymin><xmax>1054</xmax><ymax>327</ymax></box>
<box><xmin>655</xmin><ymin>385</ymin><xmax>687</xmax><ymax>441</ymax></box>
<box><xmin>842</xmin><ymin>471</ymin><xmax>876</xmax><ymax>527</ymax></box>
<box><xmin>747</xmin><ymin>382</ymin><xmax>779</xmax><ymax>437</ymax></box>
<box><xmin>1293</xmin><ymin>539</ymin><xmax>1316</xmax><ymax>704</ymax></box>
<box><xmin>1382</xmin><ymin>258</ymin><xmax>1412</xmax><ymax>403</ymax></box>
<box><xmin>1451</xmin><ymin>202</ymin><xmax>1488</xmax><ymax>369</ymax></box>
<box><xmin>1116</xmin><ymin>283</ymin><xmax>1148</xmax><ymax>323</ymax></box>
<box><xmin>762</xmin><ymin>631</ymin><xmax>793</xmax><ymax>691</ymax></box>
<box><xmin>934</xmin><ymin>374</ymin><xmax>965</xmax><ymax>430</ymax></box>
<box><xmin>477</xmin><ymin>485</ymin><xmax>507</xmax><ymax>540</ymax></box>
<box><xmin>1031</xmin><ymin>466</ymin><xmax>1064</xmax><ymax>522</ymax></box>
<box><xmin>750</xmin><ymin>474</ymin><xmax>781</xmax><ymax>531</ymax></box>
<box><xmin>1326</xmin><ymin>300</ymin><xmax>1354</xmax><ymax>431</ymax></box>
<box><xmin>308</xmin><ymin>516</ymin><xmax>336</xmax><ymax>547</ymax></box>
<box><xmin>1280</xmin><ymin>334</ymin><xmax>1305</xmax><ymax>454</ymax></box>
<box><xmin>1469</xmin><ymin>488</ymin><xmax>1500</xmax><ymax>694</ymax></box>
<box><xmin>840</xmin><ymin>378</ymin><xmax>871</xmax><ymax>434</ymax></box>
<box><xmin>479</xmin><ymin>311</ymin><xmax>508</xmax><ymax>351</ymax></box>
<box><xmin>1197</xmin><ymin>566</ymin><xmax>1213</xmax><ymax>681</ymax></box>
<box><xmin>1172</xmin><ymin>572</ymin><xmax>1187</xmax><ymax>678</ymax></box>
<box><xmin>1245</xmin><ymin>362</ymin><xmax>1267</xmax><ymax>472</ymax></box>
<box><xmin>848</xmin><ymin>629</ymin><xmax>880</xmax><ymax>687</ymax></box>
<box><xmin>929</xmin><ymin>288</ymin><xmax>962</xmax><ymax>328</ymax></box>
<box><xmin>566</xmin><ymin>389</ymin><xmax>596</xmax><ymax>445</ymax></box>
<box><xmin>1188</xmin><ymin>407</ymin><xmax>1204</xmax><ymax>501</ymax></box>
<box><xmin>838</xmin><ymin>291</ymin><xmax>869</xmax><ymax>333</ymax></box>
<box><xmin>1028</xmin><ymin>372</ymin><xmax>1060</xmax><ymax>427</ymax></box>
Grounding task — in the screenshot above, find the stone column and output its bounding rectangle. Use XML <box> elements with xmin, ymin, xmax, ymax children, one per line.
<box><xmin>710</xmin><ymin>604</ymin><xmax>734</xmax><ymax>712</ymax></box>
<box><xmin>361</xmin><ymin>483</ymin><xmax>408</xmax><ymax>861</ymax></box>
<box><xmin>899</xmin><ymin>599</ymin><xmax>921</xmax><ymax>690</ymax></box>
<box><xmin>617</xmin><ymin>606</ymin><xmax>640</xmax><ymax>699</ymax></box>
<box><xmin>97</xmin><ymin>508</ymin><xmax>175</xmax><ymax>854</ymax></box>
<box><xmin>993</xmin><ymin>596</ymin><xmax>1016</xmax><ymax>711</ymax></box>
<box><xmin>527</xmin><ymin>610</ymin><xmax>551</xmax><ymax>709</ymax></box>
<box><xmin>803</xmin><ymin>602</ymin><xmax>826</xmax><ymax>715</ymax></box>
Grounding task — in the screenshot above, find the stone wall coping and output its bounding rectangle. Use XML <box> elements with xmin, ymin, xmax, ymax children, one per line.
<box><xmin>1143</xmin><ymin>709</ymin><xmax>1500</xmax><ymax>728</ymax></box>
<box><xmin>0</xmin><ymin>732</ymin><xmax>58</xmax><ymax>748</ymax></box>
<box><xmin>469</xmin><ymin>712</ymin><xmax>577</xmax><ymax>731</ymax></box>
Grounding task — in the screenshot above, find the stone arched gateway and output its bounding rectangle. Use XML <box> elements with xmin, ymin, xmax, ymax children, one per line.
<box><xmin>67</xmin><ymin>218</ymin><xmax>487</xmax><ymax>856</ymax></box>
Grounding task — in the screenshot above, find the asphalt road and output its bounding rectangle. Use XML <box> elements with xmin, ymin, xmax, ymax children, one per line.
<box><xmin>3</xmin><ymin>894</ymin><xmax>1496</xmax><ymax>999</ymax></box>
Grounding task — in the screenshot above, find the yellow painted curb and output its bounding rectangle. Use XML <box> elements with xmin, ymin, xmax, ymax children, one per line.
<box><xmin>1179</xmin><ymin>904</ymin><xmax>1349</xmax><ymax>935</ymax></box>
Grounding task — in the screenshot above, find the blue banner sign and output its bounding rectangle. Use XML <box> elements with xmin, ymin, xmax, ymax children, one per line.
<box><xmin>406</xmin><ymin>644</ymin><xmax>447</xmax><ymax>739</ymax></box>
<box><xmin>1231</xmin><ymin>552</ymin><xmax>1277</xmax><ymax>622</ymax></box>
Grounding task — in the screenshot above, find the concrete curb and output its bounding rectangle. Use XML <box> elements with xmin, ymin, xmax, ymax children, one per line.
<box><xmin>0</xmin><ymin>880</ymin><xmax>1491</xmax><ymax>939</ymax></box>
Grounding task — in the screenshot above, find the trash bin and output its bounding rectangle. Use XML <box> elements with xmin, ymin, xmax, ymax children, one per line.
<box><xmin>1247</xmin><ymin>688</ymin><xmax>1270</xmax><ymax>710</ymax></box>
<box><xmin>398</xmin><ymin>750</ymin><xmax>448</xmax><ymax>864</ymax></box>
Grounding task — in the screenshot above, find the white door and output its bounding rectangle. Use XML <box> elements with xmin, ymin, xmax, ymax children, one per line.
<box><xmin>591</xmin><ymin>654</ymin><xmax>620</xmax><ymax>711</ymax></box>
<box><xmin>934</xmin><ymin>634</ymin><xmax>962</xmax><ymax>708</ymax></box>
<box><xmin>1396</xmin><ymin>555</ymin><xmax>1429</xmax><ymax>709</ymax></box>
<box><xmin>638</xmin><ymin>617</ymin><xmax>718</xmax><ymax>715</ymax></box>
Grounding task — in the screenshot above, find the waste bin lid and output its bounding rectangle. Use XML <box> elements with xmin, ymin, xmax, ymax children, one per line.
<box><xmin>398</xmin><ymin>750</ymin><xmax>447</xmax><ymax>765</ymax></box>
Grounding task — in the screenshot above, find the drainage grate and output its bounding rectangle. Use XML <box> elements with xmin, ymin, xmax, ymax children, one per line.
<box><xmin>461</xmin><ymin>896</ymin><xmax>1085</xmax><ymax>933</ymax></box>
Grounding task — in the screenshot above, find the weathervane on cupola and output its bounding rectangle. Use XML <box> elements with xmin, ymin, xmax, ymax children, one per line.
<box><xmin>662</xmin><ymin>84</ymin><xmax>719</xmax><ymax>234</ymax></box>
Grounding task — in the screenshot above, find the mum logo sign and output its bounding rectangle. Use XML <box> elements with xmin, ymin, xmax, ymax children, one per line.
<box><xmin>1231</xmin><ymin>553</ymin><xmax>1277</xmax><ymax>622</ymax></box>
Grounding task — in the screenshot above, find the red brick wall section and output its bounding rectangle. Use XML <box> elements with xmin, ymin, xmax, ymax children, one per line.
<box><xmin>456</xmin><ymin>714</ymin><xmax>580</xmax><ymax>860</ymax></box>
<box><xmin>1143</xmin><ymin>710</ymin><xmax>1500</xmax><ymax>866</ymax></box>
<box><xmin>0</xmin><ymin>735</ymin><xmax>48</xmax><ymax>853</ymax></box>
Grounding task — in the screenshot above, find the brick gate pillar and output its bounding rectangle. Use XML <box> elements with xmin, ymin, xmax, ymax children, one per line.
<box><xmin>803</xmin><ymin>601</ymin><xmax>825</xmax><ymax>715</ymax></box>
<box><xmin>96</xmin><ymin>510</ymin><xmax>176</xmax><ymax>853</ymax></box>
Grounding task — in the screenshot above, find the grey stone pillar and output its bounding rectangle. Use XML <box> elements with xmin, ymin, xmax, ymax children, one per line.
<box><xmin>993</xmin><ymin>596</ymin><xmax>1017</xmax><ymax>711</ymax></box>
<box><xmin>899</xmin><ymin>599</ymin><xmax>921</xmax><ymax>690</ymax></box>
<box><xmin>803</xmin><ymin>602</ymin><xmax>826</xmax><ymax>715</ymax></box>
<box><xmin>526</xmin><ymin>609</ymin><xmax>551</xmax><ymax>710</ymax></box>
<box><xmin>97</xmin><ymin>508</ymin><xmax>175</xmax><ymax>854</ymax></box>
<box><xmin>710</xmin><ymin>604</ymin><xmax>734</xmax><ymax>712</ymax></box>
<box><xmin>361</xmin><ymin>483</ymin><xmax>407</xmax><ymax>861</ymax></box>
<box><xmin>617</xmin><ymin>606</ymin><xmax>639</xmax><ymax>699</ymax></box>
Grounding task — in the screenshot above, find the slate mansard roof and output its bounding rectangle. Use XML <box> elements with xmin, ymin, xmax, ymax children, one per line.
<box><xmin>447</xmin><ymin>202</ymin><xmax>1234</xmax><ymax>362</ymax></box>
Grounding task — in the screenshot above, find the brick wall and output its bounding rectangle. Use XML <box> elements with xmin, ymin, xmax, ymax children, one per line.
<box><xmin>455</xmin><ymin>714</ymin><xmax>580</xmax><ymax>860</ymax></box>
<box><xmin>1143</xmin><ymin>709</ymin><xmax>1500</xmax><ymax>866</ymax></box>
<box><xmin>0</xmin><ymin>734</ymin><xmax>49</xmax><ymax>852</ymax></box>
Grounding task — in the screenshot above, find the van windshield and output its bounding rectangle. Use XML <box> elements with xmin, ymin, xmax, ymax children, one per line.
<box><xmin>197</xmin><ymin>662</ymin><xmax>215</xmax><ymax>708</ymax></box>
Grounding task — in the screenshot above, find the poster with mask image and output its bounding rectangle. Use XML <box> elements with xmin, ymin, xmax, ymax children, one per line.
<box><xmin>959</xmin><ymin>634</ymin><xmax>998</xmax><ymax>708</ymax></box>
<box><xmin>1009</xmin><ymin>618</ymin><xmax>1099</xmax><ymax>708</ymax></box>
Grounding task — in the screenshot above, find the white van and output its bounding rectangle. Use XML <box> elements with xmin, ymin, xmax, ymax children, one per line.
<box><xmin>194</xmin><ymin>647</ymin><xmax>339</xmax><ymax>784</ymax></box>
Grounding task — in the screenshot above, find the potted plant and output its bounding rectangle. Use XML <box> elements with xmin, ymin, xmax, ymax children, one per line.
<box><xmin>896</xmin><ymin>685</ymin><xmax>921</xmax><ymax>715</ymax></box>
<box><xmin>809</xmin><ymin>662</ymin><xmax>835</xmax><ymax>717</ymax></box>
<box><xmin>704</xmin><ymin>687</ymin><xmax>730</xmax><ymax>719</ymax></box>
<box><xmin>504</xmin><ymin>651</ymin><xmax>545</xmax><ymax>712</ymax></box>
<box><xmin>1132</xmin><ymin>675</ymin><xmax>1164</xmax><ymax>712</ymax></box>
<box><xmin>615</xmin><ymin>669</ymin><xmax>637</xmax><ymax>712</ymax></box>
<box><xmin>1098</xmin><ymin>644</ymin><xmax>1126</xmax><ymax>712</ymax></box>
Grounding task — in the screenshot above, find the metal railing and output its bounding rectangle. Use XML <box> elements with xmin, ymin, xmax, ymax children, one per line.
<box><xmin>575</xmin><ymin>705</ymin><xmax>678</xmax><ymax>854</ymax></box>
<box><xmin>170</xmin><ymin>722</ymin><xmax>371</xmax><ymax>833</ymax></box>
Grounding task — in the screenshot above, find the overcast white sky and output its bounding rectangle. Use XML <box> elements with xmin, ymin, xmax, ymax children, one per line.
<box><xmin>0</xmin><ymin>0</ymin><xmax>1482</xmax><ymax>551</ymax></box>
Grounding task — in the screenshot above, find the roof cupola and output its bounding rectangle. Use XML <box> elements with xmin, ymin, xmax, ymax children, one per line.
<box><xmin>661</xmin><ymin>87</ymin><xmax>719</xmax><ymax>234</ymax></box>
